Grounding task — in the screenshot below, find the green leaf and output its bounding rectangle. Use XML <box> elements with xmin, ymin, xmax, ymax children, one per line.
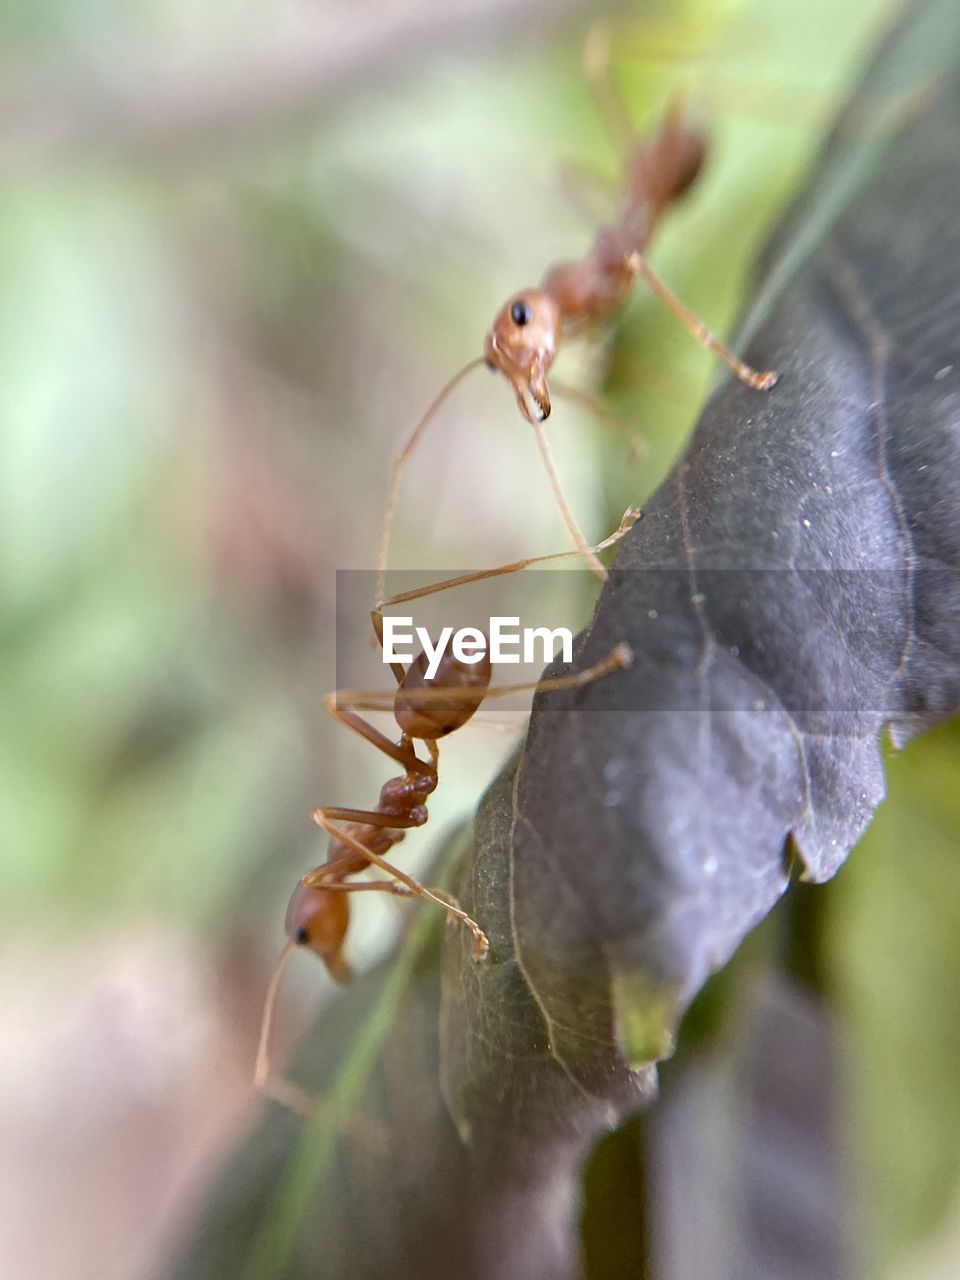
<box><xmin>828</xmin><ymin>719</ymin><xmax>960</xmax><ymax>1266</ymax></box>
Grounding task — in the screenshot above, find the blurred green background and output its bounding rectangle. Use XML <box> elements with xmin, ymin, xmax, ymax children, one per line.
<box><xmin>2</xmin><ymin>0</ymin><xmax>959</xmax><ymax>1277</ymax></box>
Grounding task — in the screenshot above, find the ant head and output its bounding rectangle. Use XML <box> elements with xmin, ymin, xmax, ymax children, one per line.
<box><xmin>484</xmin><ymin>290</ymin><xmax>560</xmax><ymax>423</ymax></box>
<box><xmin>284</xmin><ymin>880</ymin><xmax>352</xmax><ymax>984</ymax></box>
<box><xmin>256</xmin><ymin>881</ymin><xmax>350</xmax><ymax>1104</ymax></box>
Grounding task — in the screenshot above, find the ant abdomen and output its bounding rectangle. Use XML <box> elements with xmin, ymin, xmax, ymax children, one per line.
<box><xmin>627</xmin><ymin>115</ymin><xmax>706</xmax><ymax>212</ymax></box>
<box><xmin>394</xmin><ymin>643</ymin><xmax>492</xmax><ymax>739</ymax></box>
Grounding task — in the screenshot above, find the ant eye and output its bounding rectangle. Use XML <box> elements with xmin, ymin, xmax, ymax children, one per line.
<box><xmin>510</xmin><ymin>299</ymin><xmax>532</xmax><ymax>327</ymax></box>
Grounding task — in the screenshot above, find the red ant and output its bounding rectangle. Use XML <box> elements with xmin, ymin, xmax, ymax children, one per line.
<box><xmin>376</xmin><ymin>50</ymin><xmax>778</xmax><ymax>597</ymax></box>
<box><xmin>255</xmin><ymin>512</ymin><xmax>639</xmax><ymax>1113</ymax></box>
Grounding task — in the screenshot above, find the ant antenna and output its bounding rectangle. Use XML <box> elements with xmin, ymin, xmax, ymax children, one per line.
<box><xmin>255</xmin><ymin>939</ymin><xmax>320</xmax><ymax>1117</ymax></box>
<box><xmin>376</xmin><ymin>356</ymin><xmax>486</xmax><ymax>603</ymax></box>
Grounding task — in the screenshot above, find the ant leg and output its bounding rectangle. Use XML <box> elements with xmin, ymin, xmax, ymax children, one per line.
<box><xmin>315</xmin><ymin>806</ymin><xmax>424</xmax><ymax>830</ymax></box>
<box><xmin>460</xmin><ymin>708</ymin><xmax>529</xmax><ymax>733</ymax></box>
<box><xmin>376</xmin><ymin>357</ymin><xmax>487</xmax><ymax>604</ymax></box>
<box><xmin>324</xmin><ymin>880</ymin><xmax>414</xmax><ymax>892</ymax></box>
<box><xmin>629</xmin><ymin>254</ymin><xmax>779</xmax><ymax>390</ymax></box>
<box><xmin>530</xmin><ymin>418</ymin><xmax>607</xmax><ymax>581</ymax></box>
<box><xmin>320</xmin><ymin>690</ymin><xmax>406</xmax><ymax>718</ymax></box>
<box><xmin>369</xmin><ymin>607</ymin><xmax>406</xmax><ymax>686</ymax></box>
<box><xmin>320</xmin><ymin>676</ymin><xmax>442</xmax><ymax>786</ymax></box>
<box><xmin>315</xmin><ymin>878</ymin><xmax>475</xmax><ymax>927</ymax></box>
<box><xmin>312</xmin><ymin>813</ymin><xmax>489</xmax><ymax>961</ymax></box>
<box><xmin>583</xmin><ymin>23</ymin><xmax>635</xmax><ymax>155</ymax></box>
<box><xmin>472</xmin><ymin>641</ymin><xmax>633</xmax><ymax>701</ymax></box>
<box><xmin>322</xmin><ymin>689</ymin><xmax>433</xmax><ymax>777</ymax></box>
<box><xmin>549</xmin><ymin>378</ymin><xmax>648</xmax><ymax>463</ymax></box>
<box><xmin>376</xmin><ymin>505</ymin><xmax>640</xmax><ymax>610</ymax></box>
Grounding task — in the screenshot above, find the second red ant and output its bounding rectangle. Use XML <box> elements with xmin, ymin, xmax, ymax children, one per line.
<box><xmin>377</xmin><ymin>42</ymin><xmax>778</xmax><ymax>594</ymax></box>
